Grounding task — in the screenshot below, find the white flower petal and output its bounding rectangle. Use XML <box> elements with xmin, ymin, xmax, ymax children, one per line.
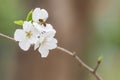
<box><xmin>40</xmin><ymin>9</ymin><xmax>48</xmax><ymax>20</ymax></box>
<box><xmin>39</xmin><ymin>30</ymin><xmax>55</xmax><ymax>38</ymax></box>
<box><xmin>45</xmin><ymin>31</ymin><xmax>56</xmax><ymax>38</ymax></box>
<box><xmin>29</xmin><ymin>35</ymin><xmax>39</xmax><ymax>44</ymax></box>
<box><xmin>32</xmin><ymin>8</ymin><xmax>48</xmax><ymax>23</ymax></box>
<box><xmin>38</xmin><ymin>46</ymin><xmax>49</xmax><ymax>58</ymax></box>
<box><xmin>19</xmin><ymin>40</ymin><xmax>31</xmax><ymax>51</ymax></box>
<box><xmin>34</xmin><ymin>41</ymin><xmax>39</xmax><ymax>50</ymax></box>
<box><xmin>14</xmin><ymin>29</ymin><xmax>26</xmax><ymax>41</ymax></box>
<box><xmin>23</xmin><ymin>21</ymin><xmax>33</xmax><ymax>32</ymax></box>
<box><xmin>46</xmin><ymin>38</ymin><xmax>57</xmax><ymax>49</ymax></box>
<box><xmin>49</xmin><ymin>31</ymin><xmax>56</xmax><ymax>37</ymax></box>
<box><xmin>31</xmin><ymin>27</ymin><xmax>40</xmax><ymax>39</ymax></box>
<box><xmin>33</xmin><ymin>22</ymin><xmax>44</xmax><ymax>32</ymax></box>
<box><xmin>50</xmin><ymin>38</ymin><xmax>57</xmax><ymax>43</ymax></box>
<box><xmin>46</xmin><ymin>24</ymin><xmax>53</xmax><ymax>29</ymax></box>
<box><xmin>32</xmin><ymin>8</ymin><xmax>41</xmax><ymax>23</ymax></box>
<box><xmin>41</xmin><ymin>24</ymin><xmax>56</xmax><ymax>37</ymax></box>
<box><xmin>46</xmin><ymin>43</ymin><xmax>57</xmax><ymax>50</ymax></box>
<box><xmin>46</xmin><ymin>24</ymin><xmax>56</xmax><ymax>32</ymax></box>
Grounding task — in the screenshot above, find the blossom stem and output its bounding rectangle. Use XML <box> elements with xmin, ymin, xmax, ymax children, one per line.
<box><xmin>0</xmin><ymin>32</ymin><xmax>102</xmax><ymax>80</ymax></box>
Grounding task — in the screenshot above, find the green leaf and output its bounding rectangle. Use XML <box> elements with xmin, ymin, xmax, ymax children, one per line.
<box><xmin>14</xmin><ymin>20</ymin><xmax>24</xmax><ymax>26</ymax></box>
<box><xmin>26</xmin><ymin>9</ymin><xmax>33</xmax><ymax>21</ymax></box>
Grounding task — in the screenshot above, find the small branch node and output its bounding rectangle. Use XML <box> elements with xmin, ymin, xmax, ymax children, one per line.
<box><xmin>72</xmin><ymin>52</ymin><xmax>76</xmax><ymax>57</ymax></box>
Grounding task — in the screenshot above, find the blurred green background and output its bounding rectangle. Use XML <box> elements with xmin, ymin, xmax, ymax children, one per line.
<box><xmin>0</xmin><ymin>0</ymin><xmax>120</xmax><ymax>80</ymax></box>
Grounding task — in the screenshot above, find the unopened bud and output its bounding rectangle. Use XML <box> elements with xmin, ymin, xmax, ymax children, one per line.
<box><xmin>98</xmin><ymin>56</ymin><xmax>103</xmax><ymax>64</ymax></box>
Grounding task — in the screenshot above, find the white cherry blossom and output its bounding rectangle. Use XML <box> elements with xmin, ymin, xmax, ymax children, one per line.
<box><xmin>33</xmin><ymin>23</ymin><xmax>57</xmax><ymax>57</ymax></box>
<box><xmin>14</xmin><ymin>21</ymin><xmax>39</xmax><ymax>51</ymax></box>
<box><xmin>34</xmin><ymin>31</ymin><xmax>57</xmax><ymax>58</ymax></box>
<box><xmin>32</xmin><ymin>8</ymin><xmax>48</xmax><ymax>23</ymax></box>
<box><xmin>14</xmin><ymin>7</ymin><xmax>58</xmax><ymax>58</ymax></box>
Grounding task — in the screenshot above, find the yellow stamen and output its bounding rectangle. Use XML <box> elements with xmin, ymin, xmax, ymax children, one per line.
<box><xmin>26</xmin><ymin>31</ymin><xmax>32</xmax><ymax>38</ymax></box>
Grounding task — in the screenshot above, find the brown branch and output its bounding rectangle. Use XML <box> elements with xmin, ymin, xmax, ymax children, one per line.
<box><xmin>93</xmin><ymin>61</ymin><xmax>101</xmax><ymax>74</ymax></box>
<box><xmin>0</xmin><ymin>33</ymin><xmax>16</xmax><ymax>42</ymax></box>
<box><xmin>57</xmin><ymin>46</ymin><xmax>103</xmax><ymax>80</ymax></box>
<box><xmin>0</xmin><ymin>32</ymin><xmax>103</xmax><ymax>80</ymax></box>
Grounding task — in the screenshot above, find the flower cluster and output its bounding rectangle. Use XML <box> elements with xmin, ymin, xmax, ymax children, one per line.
<box><xmin>14</xmin><ymin>8</ymin><xmax>57</xmax><ymax>57</ymax></box>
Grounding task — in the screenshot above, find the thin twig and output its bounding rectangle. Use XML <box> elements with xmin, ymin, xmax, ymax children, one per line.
<box><xmin>0</xmin><ymin>32</ymin><xmax>102</xmax><ymax>80</ymax></box>
<box><xmin>93</xmin><ymin>62</ymin><xmax>100</xmax><ymax>74</ymax></box>
<box><xmin>0</xmin><ymin>33</ymin><xmax>16</xmax><ymax>42</ymax></box>
<box><xmin>57</xmin><ymin>46</ymin><xmax>102</xmax><ymax>80</ymax></box>
<box><xmin>56</xmin><ymin>47</ymin><xmax>93</xmax><ymax>72</ymax></box>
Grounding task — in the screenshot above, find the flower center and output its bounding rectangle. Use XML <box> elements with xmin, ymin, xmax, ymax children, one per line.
<box><xmin>26</xmin><ymin>31</ymin><xmax>32</xmax><ymax>38</ymax></box>
<box><xmin>39</xmin><ymin>19</ymin><xmax>46</xmax><ymax>26</ymax></box>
